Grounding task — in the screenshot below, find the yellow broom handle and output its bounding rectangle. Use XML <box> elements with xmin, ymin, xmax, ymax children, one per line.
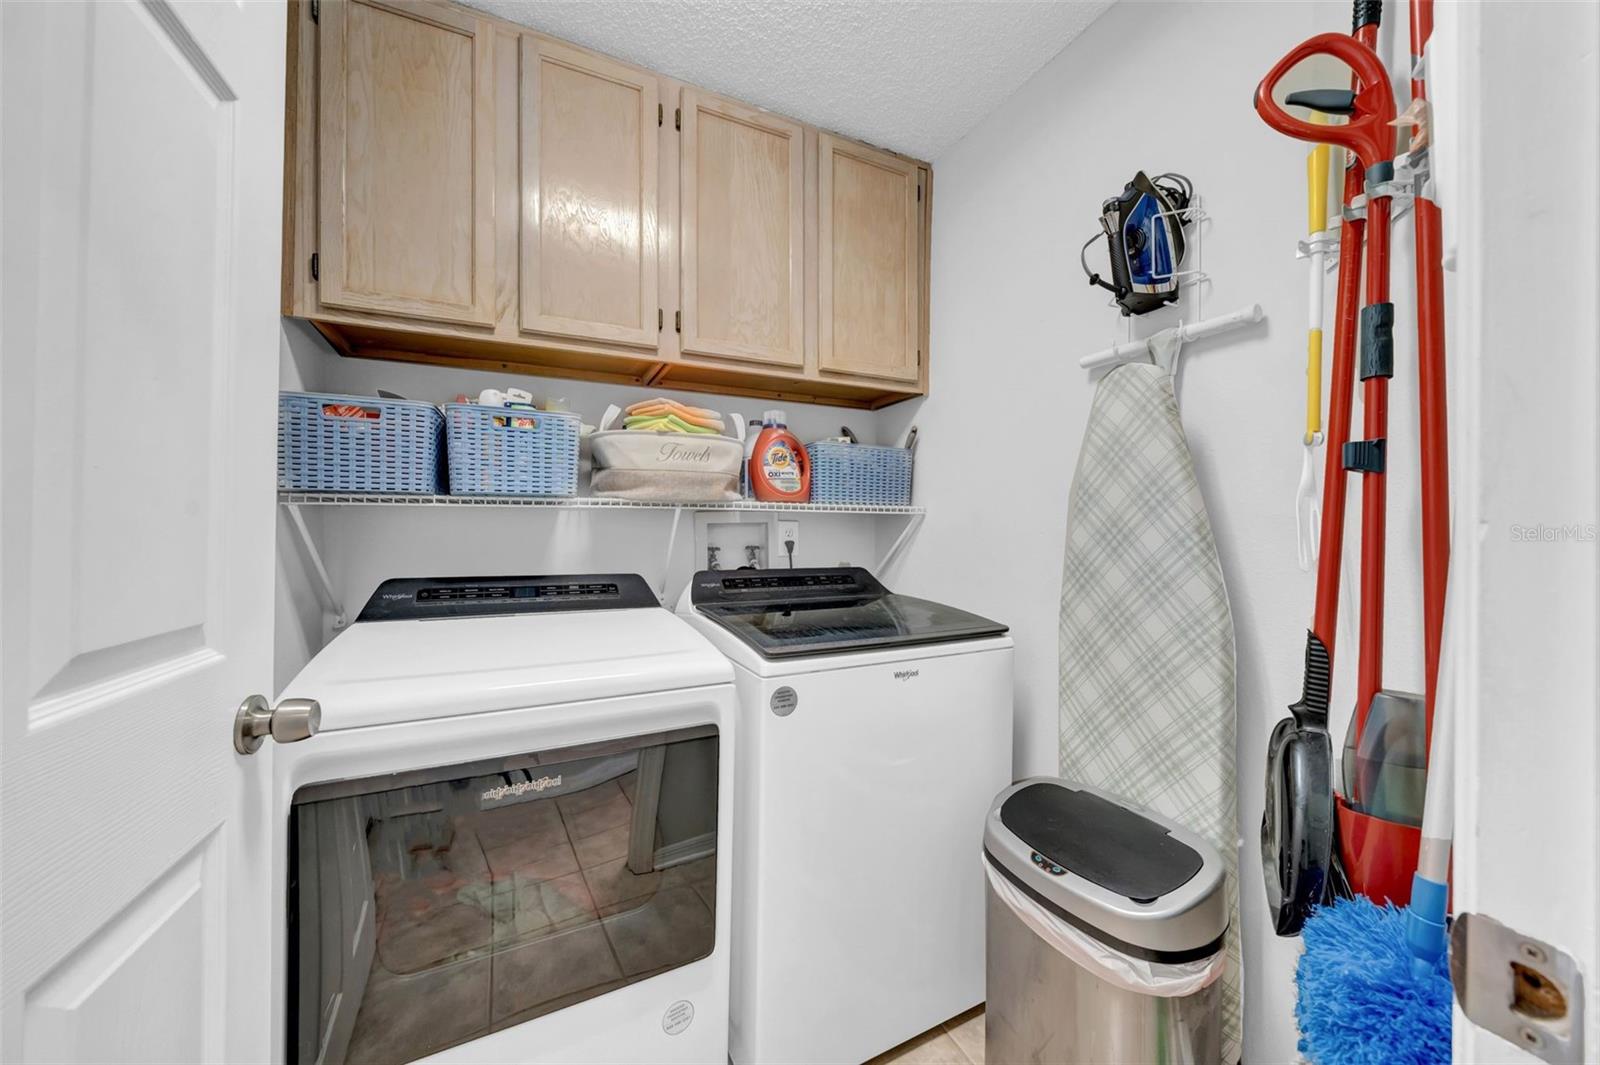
<box><xmin>1305</xmin><ymin>114</ymin><xmax>1331</xmax><ymax>444</ymax></box>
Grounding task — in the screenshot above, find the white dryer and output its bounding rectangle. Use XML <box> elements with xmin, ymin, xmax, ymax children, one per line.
<box><xmin>678</xmin><ymin>567</ymin><xmax>1013</xmax><ymax>1065</ymax></box>
<box><xmin>269</xmin><ymin>574</ymin><xmax>735</xmax><ymax>1065</ymax></box>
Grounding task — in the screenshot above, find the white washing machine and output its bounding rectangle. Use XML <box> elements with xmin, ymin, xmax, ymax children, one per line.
<box><xmin>678</xmin><ymin>567</ymin><xmax>1014</xmax><ymax>1065</ymax></box>
<box><xmin>267</xmin><ymin>574</ymin><xmax>735</xmax><ymax>1065</ymax></box>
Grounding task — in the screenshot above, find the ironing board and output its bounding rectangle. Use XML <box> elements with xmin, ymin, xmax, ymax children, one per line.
<box><xmin>1059</xmin><ymin>361</ymin><xmax>1241</xmax><ymax>1062</ymax></box>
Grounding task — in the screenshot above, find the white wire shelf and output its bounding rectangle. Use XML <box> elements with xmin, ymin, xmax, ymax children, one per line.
<box><xmin>279</xmin><ymin>491</ymin><xmax>924</xmax><ymax>516</ymax></box>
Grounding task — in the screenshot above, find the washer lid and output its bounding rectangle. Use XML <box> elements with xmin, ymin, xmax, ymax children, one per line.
<box><xmin>983</xmin><ymin>778</ymin><xmax>1227</xmax><ymax>960</ymax></box>
<box><xmin>688</xmin><ymin>567</ymin><xmax>1008</xmax><ymax>659</ymax></box>
<box><xmin>280</xmin><ymin>600</ymin><xmax>732</xmax><ymax>733</ymax></box>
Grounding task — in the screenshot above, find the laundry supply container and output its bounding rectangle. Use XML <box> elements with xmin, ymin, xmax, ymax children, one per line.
<box><xmin>982</xmin><ymin>778</ymin><xmax>1228</xmax><ymax>1065</ymax></box>
<box><xmin>443</xmin><ymin>403</ymin><xmax>580</xmax><ymax>495</ymax></box>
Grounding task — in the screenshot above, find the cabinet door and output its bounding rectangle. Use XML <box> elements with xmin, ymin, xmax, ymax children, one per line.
<box><xmin>318</xmin><ymin>0</ymin><xmax>495</xmax><ymax>326</ymax></box>
<box><xmin>679</xmin><ymin>91</ymin><xmax>805</xmax><ymax>368</ymax></box>
<box><xmin>520</xmin><ymin>38</ymin><xmax>658</xmax><ymax>348</ymax></box>
<box><xmin>818</xmin><ymin>134</ymin><xmax>923</xmax><ymax>383</ymax></box>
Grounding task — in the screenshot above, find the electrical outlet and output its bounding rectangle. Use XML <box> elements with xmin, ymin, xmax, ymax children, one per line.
<box><xmin>776</xmin><ymin>520</ymin><xmax>799</xmax><ymax>566</ymax></box>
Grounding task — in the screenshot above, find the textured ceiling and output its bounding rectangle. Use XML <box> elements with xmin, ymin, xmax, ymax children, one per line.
<box><xmin>460</xmin><ymin>0</ymin><xmax>1115</xmax><ymax>160</ymax></box>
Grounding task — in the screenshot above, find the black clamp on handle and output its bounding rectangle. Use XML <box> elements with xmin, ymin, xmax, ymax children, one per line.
<box><xmin>1343</xmin><ymin>438</ymin><xmax>1387</xmax><ymax>474</ymax></box>
<box><xmin>1360</xmin><ymin>303</ymin><xmax>1395</xmax><ymax>379</ymax></box>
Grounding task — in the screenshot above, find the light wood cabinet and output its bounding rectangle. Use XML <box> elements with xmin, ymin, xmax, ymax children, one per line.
<box><xmin>678</xmin><ymin>91</ymin><xmax>805</xmax><ymax>369</ymax></box>
<box><xmin>817</xmin><ymin>134</ymin><xmax>923</xmax><ymax>384</ymax></box>
<box><xmin>285</xmin><ymin>0</ymin><xmax>931</xmax><ymax>408</ymax></box>
<box><xmin>519</xmin><ymin>38</ymin><xmax>658</xmax><ymax>348</ymax></box>
<box><xmin>316</xmin><ymin>0</ymin><xmax>495</xmax><ymax>326</ymax></box>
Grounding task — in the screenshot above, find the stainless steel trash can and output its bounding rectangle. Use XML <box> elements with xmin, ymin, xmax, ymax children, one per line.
<box><xmin>982</xmin><ymin>778</ymin><xmax>1228</xmax><ymax>1065</ymax></box>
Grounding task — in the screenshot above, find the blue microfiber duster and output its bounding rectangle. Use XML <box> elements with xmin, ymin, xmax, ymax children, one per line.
<box><xmin>1295</xmin><ymin>896</ymin><xmax>1452</xmax><ymax>1065</ymax></box>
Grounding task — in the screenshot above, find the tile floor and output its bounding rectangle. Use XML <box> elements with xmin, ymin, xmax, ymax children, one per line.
<box><xmin>871</xmin><ymin>1006</ymin><xmax>987</xmax><ymax>1065</ymax></box>
<box><xmin>344</xmin><ymin>769</ymin><xmax>716</xmax><ymax>1064</ymax></box>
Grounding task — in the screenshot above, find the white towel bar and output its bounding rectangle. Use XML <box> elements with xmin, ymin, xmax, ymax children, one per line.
<box><xmin>1079</xmin><ymin>303</ymin><xmax>1266</xmax><ymax>370</ymax></box>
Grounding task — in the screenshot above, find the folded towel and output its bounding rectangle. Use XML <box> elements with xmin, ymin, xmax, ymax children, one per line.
<box><xmin>624</xmin><ymin>413</ymin><xmax>720</xmax><ymax>435</ymax></box>
<box><xmin>625</xmin><ymin>397</ymin><xmax>725</xmax><ymax>431</ymax></box>
<box><xmin>626</xmin><ymin>396</ymin><xmax>720</xmax><ymax>418</ymax></box>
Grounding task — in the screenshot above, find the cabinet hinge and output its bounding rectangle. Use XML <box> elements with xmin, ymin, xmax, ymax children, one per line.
<box><xmin>674</xmin><ymin>107</ymin><xmax>681</xmax><ymax>131</ymax></box>
<box><xmin>310</xmin><ymin>0</ymin><xmax>319</xmax><ymax>23</ymax></box>
<box><xmin>675</xmin><ymin>310</ymin><xmax>681</xmax><ymax>333</ymax></box>
<box><xmin>658</xmin><ymin>308</ymin><xmax>663</xmax><ymax>331</ymax></box>
<box><xmin>310</xmin><ymin>252</ymin><xmax>319</xmax><ymax>281</ymax></box>
<box><xmin>658</xmin><ymin>103</ymin><xmax>663</xmax><ymax>127</ymax></box>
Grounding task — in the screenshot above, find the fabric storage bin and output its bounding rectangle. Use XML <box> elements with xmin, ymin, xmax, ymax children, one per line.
<box><xmin>278</xmin><ymin>392</ymin><xmax>444</xmax><ymax>493</ymax></box>
<box><xmin>445</xmin><ymin>404</ymin><xmax>580</xmax><ymax>496</ymax></box>
<box><xmin>806</xmin><ymin>441</ymin><xmax>913</xmax><ymax>505</ymax></box>
<box><xmin>589</xmin><ymin>405</ymin><xmax>744</xmax><ymax>502</ymax></box>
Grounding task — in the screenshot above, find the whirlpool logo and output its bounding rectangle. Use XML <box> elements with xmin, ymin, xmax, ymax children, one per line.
<box><xmin>894</xmin><ymin>669</ymin><xmax>920</xmax><ymax>682</ymax></box>
<box><xmin>481</xmin><ymin>775</ymin><xmax>562</xmax><ymax>803</ymax></box>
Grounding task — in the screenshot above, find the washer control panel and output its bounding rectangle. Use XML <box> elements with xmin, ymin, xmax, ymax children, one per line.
<box><xmin>358</xmin><ymin>574</ymin><xmax>659</xmax><ymax>621</ymax></box>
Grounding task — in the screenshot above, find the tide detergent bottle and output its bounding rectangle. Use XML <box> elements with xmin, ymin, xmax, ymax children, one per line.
<box><xmin>749</xmin><ymin>410</ymin><xmax>809</xmax><ymax>502</ymax></box>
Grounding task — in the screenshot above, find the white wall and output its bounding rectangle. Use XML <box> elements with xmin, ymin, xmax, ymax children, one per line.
<box><xmin>272</xmin><ymin>324</ymin><xmax>896</xmax><ymax>692</ymax></box>
<box><xmin>878</xmin><ymin>3</ymin><xmax>1431</xmax><ymax>1059</ymax></box>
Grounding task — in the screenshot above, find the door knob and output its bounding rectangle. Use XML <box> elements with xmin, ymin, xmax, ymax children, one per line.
<box><xmin>233</xmin><ymin>695</ymin><xmax>321</xmax><ymax>755</ymax></box>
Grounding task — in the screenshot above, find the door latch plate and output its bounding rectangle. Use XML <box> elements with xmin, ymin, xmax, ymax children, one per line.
<box><xmin>1451</xmin><ymin>912</ymin><xmax>1585</xmax><ymax>1064</ymax></box>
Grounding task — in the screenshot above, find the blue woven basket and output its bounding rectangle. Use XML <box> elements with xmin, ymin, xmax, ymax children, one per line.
<box><xmin>805</xmin><ymin>441</ymin><xmax>913</xmax><ymax>505</ymax></box>
<box><xmin>278</xmin><ymin>392</ymin><xmax>444</xmax><ymax>493</ymax></box>
<box><xmin>445</xmin><ymin>404</ymin><xmax>580</xmax><ymax>496</ymax></box>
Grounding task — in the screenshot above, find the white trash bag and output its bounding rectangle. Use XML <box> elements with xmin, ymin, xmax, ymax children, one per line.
<box><xmin>985</xmin><ymin>862</ymin><xmax>1225</xmax><ymax>998</ymax></box>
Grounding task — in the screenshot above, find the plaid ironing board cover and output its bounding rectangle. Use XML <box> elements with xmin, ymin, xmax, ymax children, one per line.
<box><xmin>1059</xmin><ymin>361</ymin><xmax>1242</xmax><ymax>1062</ymax></box>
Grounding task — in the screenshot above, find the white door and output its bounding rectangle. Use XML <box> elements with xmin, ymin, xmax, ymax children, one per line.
<box><xmin>1</xmin><ymin>1</ymin><xmax>284</xmax><ymax>1062</ymax></box>
<box><xmin>1436</xmin><ymin>2</ymin><xmax>1599</xmax><ymax>1061</ymax></box>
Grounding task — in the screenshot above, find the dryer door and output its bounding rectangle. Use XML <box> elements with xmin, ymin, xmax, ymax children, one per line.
<box><xmin>287</xmin><ymin>727</ymin><xmax>720</xmax><ymax>1065</ymax></box>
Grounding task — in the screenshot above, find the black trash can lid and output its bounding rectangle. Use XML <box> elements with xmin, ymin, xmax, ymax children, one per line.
<box><xmin>999</xmin><ymin>783</ymin><xmax>1202</xmax><ymax>902</ymax></box>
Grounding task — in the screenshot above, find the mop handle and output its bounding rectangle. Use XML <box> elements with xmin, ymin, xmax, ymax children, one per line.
<box><xmin>1260</xmin><ymin>27</ymin><xmax>1400</xmax><ymax>718</ymax></box>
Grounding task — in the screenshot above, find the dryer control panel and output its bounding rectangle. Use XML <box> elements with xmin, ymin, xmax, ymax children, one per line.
<box><xmin>357</xmin><ymin>573</ymin><xmax>659</xmax><ymax>621</ymax></box>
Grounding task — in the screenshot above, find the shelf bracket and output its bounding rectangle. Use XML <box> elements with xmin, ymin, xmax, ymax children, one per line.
<box><xmin>658</xmin><ymin>505</ymin><xmax>684</xmax><ymax>603</ymax></box>
<box><xmin>285</xmin><ymin>503</ymin><xmax>348</xmax><ymax>630</ymax></box>
<box><xmin>875</xmin><ymin>511</ymin><xmax>925</xmax><ymax>577</ymax></box>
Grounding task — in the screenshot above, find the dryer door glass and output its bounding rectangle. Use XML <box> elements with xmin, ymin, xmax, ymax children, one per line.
<box><xmin>287</xmin><ymin>727</ymin><xmax>720</xmax><ymax>1065</ymax></box>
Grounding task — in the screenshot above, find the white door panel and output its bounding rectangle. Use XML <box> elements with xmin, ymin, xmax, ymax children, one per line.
<box><xmin>22</xmin><ymin>838</ymin><xmax>223</xmax><ymax>1065</ymax></box>
<box><xmin>2</xmin><ymin>0</ymin><xmax>283</xmax><ymax>1061</ymax></box>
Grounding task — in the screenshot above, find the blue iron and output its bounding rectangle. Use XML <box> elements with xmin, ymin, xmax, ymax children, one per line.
<box><xmin>1080</xmin><ymin>171</ymin><xmax>1194</xmax><ymax>317</ymax></box>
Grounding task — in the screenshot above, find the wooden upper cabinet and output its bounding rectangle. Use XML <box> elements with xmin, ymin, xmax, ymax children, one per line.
<box><xmin>817</xmin><ymin>134</ymin><xmax>923</xmax><ymax>384</ymax></box>
<box><xmin>317</xmin><ymin>0</ymin><xmax>495</xmax><ymax>326</ymax></box>
<box><xmin>519</xmin><ymin>38</ymin><xmax>658</xmax><ymax>348</ymax></box>
<box><xmin>679</xmin><ymin>91</ymin><xmax>805</xmax><ymax>369</ymax></box>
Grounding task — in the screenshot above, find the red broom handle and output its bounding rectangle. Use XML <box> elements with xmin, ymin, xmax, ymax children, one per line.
<box><xmin>1313</xmin><ymin>168</ymin><xmax>1366</xmax><ymax>654</ymax></box>
<box><xmin>1356</xmin><ymin>191</ymin><xmax>1392</xmax><ymax>720</ymax></box>
<box><xmin>1355</xmin><ymin>12</ymin><xmax>1392</xmax><ymax>720</ymax></box>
